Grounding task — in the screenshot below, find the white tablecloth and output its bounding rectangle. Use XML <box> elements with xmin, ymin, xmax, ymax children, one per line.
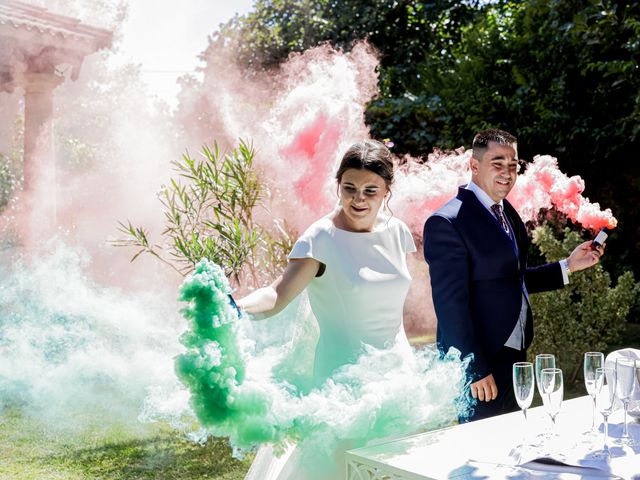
<box><xmin>345</xmin><ymin>395</ymin><xmax>640</xmax><ymax>479</ymax></box>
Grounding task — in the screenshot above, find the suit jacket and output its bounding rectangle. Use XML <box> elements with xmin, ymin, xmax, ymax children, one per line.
<box><xmin>423</xmin><ymin>186</ymin><xmax>564</xmax><ymax>378</ymax></box>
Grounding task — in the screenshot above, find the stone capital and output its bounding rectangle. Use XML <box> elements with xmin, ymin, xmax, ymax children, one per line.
<box><xmin>22</xmin><ymin>72</ymin><xmax>64</xmax><ymax>94</ymax></box>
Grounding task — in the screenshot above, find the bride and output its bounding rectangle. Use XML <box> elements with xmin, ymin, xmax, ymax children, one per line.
<box><xmin>238</xmin><ymin>139</ymin><xmax>418</xmax><ymax>479</ymax></box>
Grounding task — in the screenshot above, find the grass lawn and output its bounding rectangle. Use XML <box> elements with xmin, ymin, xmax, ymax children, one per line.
<box><xmin>0</xmin><ymin>408</ymin><xmax>252</xmax><ymax>479</ymax></box>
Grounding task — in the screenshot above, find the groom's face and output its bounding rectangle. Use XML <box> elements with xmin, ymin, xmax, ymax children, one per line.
<box><xmin>470</xmin><ymin>141</ymin><xmax>519</xmax><ymax>203</ymax></box>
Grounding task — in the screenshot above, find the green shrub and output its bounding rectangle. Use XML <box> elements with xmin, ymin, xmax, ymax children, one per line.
<box><xmin>0</xmin><ymin>152</ymin><xmax>21</xmax><ymax>211</ymax></box>
<box><xmin>529</xmin><ymin>225</ymin><xmax>639</xmax><ymax>385</ymax></box>
<box><xmin>115</xmin><ymin>140</ymin><xmax>294</xmax><ymax>284</ymax></box>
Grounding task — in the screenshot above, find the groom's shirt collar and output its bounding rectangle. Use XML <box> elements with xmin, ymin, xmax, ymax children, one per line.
<box><xmin>466</xmin><ymin>180</ymin><xmax>503</xmax><ymax>212</ymax></box>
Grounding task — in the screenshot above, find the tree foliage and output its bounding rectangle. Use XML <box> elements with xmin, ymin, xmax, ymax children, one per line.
<box><xmin>528</xmin><ymin>225</ymin><xmax>639</xmax><ymax>385</ymax></box>
<box><xmin>209</xmin><ymin>0</ymin><xmax>479</xmax><ymax>96</ymax></box>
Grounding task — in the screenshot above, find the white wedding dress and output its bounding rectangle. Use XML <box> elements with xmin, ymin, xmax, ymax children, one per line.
<box><xmin>245</xmin><ymin>213</ymin><xmax>416</xmax><ymax>480</ymax></box>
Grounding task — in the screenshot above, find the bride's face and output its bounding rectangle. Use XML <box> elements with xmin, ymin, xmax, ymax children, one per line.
<box><xmin>338</xmin><ymin>168</ymin><xmax>389</xmax><ymax>230</ymax></box>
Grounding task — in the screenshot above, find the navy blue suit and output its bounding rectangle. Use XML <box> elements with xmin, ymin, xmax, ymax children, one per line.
<box><xmin>424</xmin><ymin>187</ymin><xmax>564</xmax><ymax>418</ymax></box>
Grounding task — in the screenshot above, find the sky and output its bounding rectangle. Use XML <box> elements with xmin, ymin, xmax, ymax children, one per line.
<box><xmin>112</xmin><ymin>0</ymin><xmax>255</xmax><ymax>106</ymax></box>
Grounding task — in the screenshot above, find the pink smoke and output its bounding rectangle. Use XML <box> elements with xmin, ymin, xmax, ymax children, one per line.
<box><xmin>256</xmin><ymin>43</ymin><xmax>379</xmax><ymax>232</ymax></box>
<box><xmin>390</xmin><ymin>150</ymin><xmax>617</xmax><ymax>236</ymax></box>
<box><xmin>391</xmin><ymin>148</ymin><xmax>470</xmax><ymax>234</ymax></box>
<box><xmin>188</xmin><ymin>42</ymin><xmax>378</xmax><ymax>234</ymax></box>
<box><xmin>511</xmin><ymin>155</ymin><xmax>617</xmax><ymax>230</ymax></box>
<box><xmin>283</xmin><ymin>114</ymin><xmax>342</xmax><ymax>213</ymax></box>
<box><xmin>237</xmin><ymin>41</ymin><xmax>617</xmax><ymax>236</ymax></box>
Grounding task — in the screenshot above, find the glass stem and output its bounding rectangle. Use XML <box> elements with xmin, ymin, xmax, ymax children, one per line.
<box><xmin>603</xmin><ymin>415</ymin><xmax>609</xmax><ymax>450</ymax></box>
<box><xmin>521</xmin><ymin>408</ymin><xmax>528</xmax><ymax>445</ymax></box>
<box><xmin>622</xmin><ymin>400</ymin><xmax>630</xmax><ymax>438</ymax></box>
<box><xmin>546</xmin><ymin>394</ymin><xmax>553</xmax><ymax>435</ymax></box>
<box><xmin>591</xmin><ymin>395</ymin><xmax>597</xmax><ymax>431</ymax></box>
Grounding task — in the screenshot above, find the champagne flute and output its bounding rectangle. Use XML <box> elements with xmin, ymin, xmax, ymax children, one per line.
<box><xmin>540</xmin><ymin>368</ymin><xmax>563</xmax><ymax>444</ymax></box>
<box><xmin>614</xmin><ymin>357</ymin><xmax>636</xmax><ymax>446</ymax></box>
<box><xmin>535</xmin><ymin>354</ymin><xmax>555</xmax><ymax>399</ymax></box>
<box><xmin>513</xmin><ymin>362</ymin><xmax>535</xmax><ymax>452</ymax></box>
<box><xmin>588</xmin><ymin>367</ymin><xmax>615</xmax><ymax>459</ymax></box>
<box><xmin>535</xmin><ymin>354</ymin><xmax>555</xmax><ymax>439</ymax></box>
<box><xmin>514</xmin><ymin>362</ymin><xmax>535</xmax><ymax>420</ymax></box>
<box><xmin>583</xmin><ymin>352</ymin><xmax>604</xmax><ymax>437</ymax></box>
<box><xmin>633</xmin><ymin>360</ymin><xmax>640</xmax><ymax>420</ymax></box>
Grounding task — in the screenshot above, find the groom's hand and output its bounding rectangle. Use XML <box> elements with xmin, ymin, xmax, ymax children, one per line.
<box><xmin>567</xmin><ymin>240</ymin><xmax>604</xmax><ymax>272</ymax></box>
<box><xmin>471</xmin><ymin>374</ymin><xmax>498</xmax><ymax>402</ymax></box>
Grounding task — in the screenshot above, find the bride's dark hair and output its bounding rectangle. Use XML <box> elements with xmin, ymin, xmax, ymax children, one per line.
<box><xmin>335</xmin><ymin>140</ymin><xmax>394</xmax><ymax>187</ymax></box>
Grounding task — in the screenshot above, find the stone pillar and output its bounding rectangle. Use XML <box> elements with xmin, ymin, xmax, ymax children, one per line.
<box><xmin>22</xmin><ymin>71</ymin><xmax>63</xmax><ymax>234</ymax></box>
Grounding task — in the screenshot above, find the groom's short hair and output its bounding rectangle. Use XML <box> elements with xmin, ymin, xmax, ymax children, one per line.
<box><xmin>472</xmin><ymin>129</ymin><xmax>517</xmax><ymax>160</ymax></box>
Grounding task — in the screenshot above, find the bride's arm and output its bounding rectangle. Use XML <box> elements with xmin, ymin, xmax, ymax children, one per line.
<box><xmin>237</xmin><ymin>258</ymin><xmax>321</xmax><ymax>319</ymax></box>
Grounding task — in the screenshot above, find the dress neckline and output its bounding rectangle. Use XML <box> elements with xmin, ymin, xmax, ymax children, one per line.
<box><xmin>330</xmin><ymin>216</ymin><xmax>392</xmax><ymax>234</ymax></box>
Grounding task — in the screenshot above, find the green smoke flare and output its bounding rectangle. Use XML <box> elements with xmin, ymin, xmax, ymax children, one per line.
<box><xmin>175</xmin><ymin>259</ymin><xmax>275</xmax><ymax>447</ymax></box>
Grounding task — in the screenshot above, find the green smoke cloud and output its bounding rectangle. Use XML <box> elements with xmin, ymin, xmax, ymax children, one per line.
<box><xmin>175</xmin><ymin>259</ymin><xmax>471</xmax><ymax>476</ymax></box>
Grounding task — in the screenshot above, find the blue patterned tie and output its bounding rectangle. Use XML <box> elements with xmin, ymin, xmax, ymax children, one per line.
<box><xmin>491</xmin><ymin>203</ymin><xmax>510</xmax><ymax>235</ymax></box>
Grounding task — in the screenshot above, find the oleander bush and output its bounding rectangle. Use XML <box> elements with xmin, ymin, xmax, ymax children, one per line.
<box><xmin>529</xmin><ymin>224</ymin><xmax>639</xmax><ymax>385</ymax></box>
<box><xmin>116</xmin><ymin>140</ymin><xmax>294</xmax><ymax>284</ymax></box>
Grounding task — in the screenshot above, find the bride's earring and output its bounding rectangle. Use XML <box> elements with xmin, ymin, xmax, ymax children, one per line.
<box><xmin>384</xmin><ymin>191</ymin><xmax>392</xmax><ymax>213</ymax></box>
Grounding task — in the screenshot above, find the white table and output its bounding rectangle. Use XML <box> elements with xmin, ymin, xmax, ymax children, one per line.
<box><xmin>345</xmin><ymin>396</ymin><xmax>640</xmax><ymax>479</ymax></box>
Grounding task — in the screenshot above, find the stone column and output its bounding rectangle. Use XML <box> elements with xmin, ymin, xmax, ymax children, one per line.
<box><xmin>22</xmin><ymin>71</ymin><xmax>63</xmax><ymax>234</ymax></box>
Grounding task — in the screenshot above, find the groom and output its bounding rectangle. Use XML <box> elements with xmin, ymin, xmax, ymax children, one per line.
<box><xmin>423</xmin><ymin>128</ymin><xmax>603</xmax><ymax>421</ymax></box>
